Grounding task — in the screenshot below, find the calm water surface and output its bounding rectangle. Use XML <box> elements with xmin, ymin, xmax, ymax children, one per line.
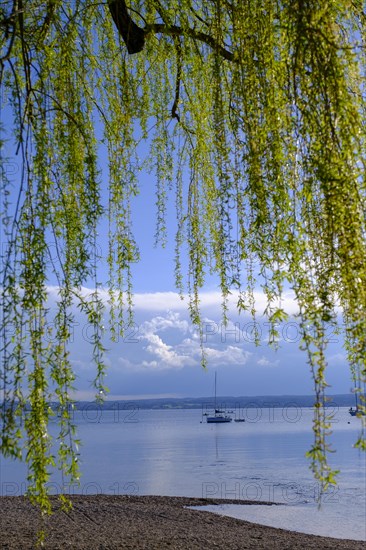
<box><xmin>1</xmin><ymin>406</ymin><xmax>365</xmax><ymax>540</ymax></box>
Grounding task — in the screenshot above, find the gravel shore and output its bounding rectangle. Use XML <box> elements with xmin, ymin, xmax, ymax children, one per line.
<box><xmin>0</xmin><ymin>495</ymin><xmax>364</xmax><ymax>549</ymax></box>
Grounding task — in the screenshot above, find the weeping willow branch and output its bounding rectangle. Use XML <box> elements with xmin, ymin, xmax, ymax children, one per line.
<box><xmin>171</xmin><ymin>37</ymin><xmax>182</xmax><ymax>122</ymax></box>
<box><xmin>39</xmin><ymin>0</ymin><xmax>58</xmax><ymax>40</ymax></box>
<box><xmin>1</xmin><ymin>0</ymin><xmax>365</xmax><ymax>515</ymax></box>
<box><xmin>0</xmin><ymin>2</ymin><xmax>19</xmax><ymax>66</ymax></box>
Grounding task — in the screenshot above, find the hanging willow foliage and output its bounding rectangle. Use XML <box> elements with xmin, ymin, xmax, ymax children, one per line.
<box><xmin>1</xmin><ymin>0</ymin><xmax>366</xmax><ymax>512</ymax></box>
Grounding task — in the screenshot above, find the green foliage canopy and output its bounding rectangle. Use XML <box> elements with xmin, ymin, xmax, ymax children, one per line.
<box><xmin>1</xmin><ymin>0</ymin><xmax>366</xmax><ymax>511</ymax></box>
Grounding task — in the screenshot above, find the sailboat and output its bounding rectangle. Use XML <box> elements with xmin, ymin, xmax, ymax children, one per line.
<box><xmin>206</xmin><ymin>372</ymin><xmax>232</xmax><ymax>423</ymax></box>
<box><xmin>349</xmin><ymin>381</ymin><xmax>365</xmax><ymax>416</ymax></box>
<box><xmin>349</xmin><ymin>394</ymin><xmax>365</xmax><ymax>416</ymax></box>
<box><xmin>349</xmin><ymin>405</ymin><xmax>365</xmax><ymax>416</ymax></box>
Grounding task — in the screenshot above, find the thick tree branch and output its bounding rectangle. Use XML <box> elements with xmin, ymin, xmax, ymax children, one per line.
<box><xmin>145</xmin><ymin>23</ymin><xmax>236</xmax><ymax>62</ymax></box>
<box><xmin>108</xmin><ymin>0</ymin><xmax>145</xmax><ymax>54</ymax></box>
<box><xmin>107</xmin><ymin>1</ymin><xmax>235</xmax><ymax>61</ymax></box>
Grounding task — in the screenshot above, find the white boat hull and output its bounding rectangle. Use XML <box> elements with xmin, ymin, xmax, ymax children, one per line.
<box><xmin>206</xmin><ymin>415</ymin><xmax>232</xmax><ymax>423</ymax></box>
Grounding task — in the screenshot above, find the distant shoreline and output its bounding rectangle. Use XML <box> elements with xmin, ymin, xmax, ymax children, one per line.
<box><xmin>77</xmin><ymin>393</ymin><xmax>354</xmax><ymax>410</ymax></box>
<box><xmin>1</xmin><ymin>393</ymin><xmax>356</xmax><ymax>411</ymax></box>
<box><xmin>1</xmin><ymin>494</ymin><xmax>364</xmax><ymax>549</ymax></box>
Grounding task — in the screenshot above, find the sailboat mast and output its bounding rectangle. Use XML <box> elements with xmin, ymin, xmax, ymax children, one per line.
<box><xmin>214</xmin><ymin>371</ymin><xmax>217</xmax><ymax>412</ymax></box>
<box><xmin>354</xmin><ymin>375</ymin><xmax>359</xmax><ymax>409</ymax></box>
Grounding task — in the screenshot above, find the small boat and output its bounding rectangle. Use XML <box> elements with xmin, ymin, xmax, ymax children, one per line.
<box><xmin>349</xmin><ymin>407</ymin><xmax>365</xmax><ymax>417</ymax></box>
<box><xmin>349</xmin><ymin>386</ymin><xmax>365</xmax><ymax>416</ymax></box>
<box><xmin>207</xmin><ymin>415</ymin><xmax>232</xmax><ymax>423</ymax></box>
<box><xmin>234</xmin><ymin>418</ymin><xmax>245</xmax><ymax>423</ymax></box>
<box><xmin>206</xmin><ymin>372</ymin><xmax>232</xmax><ymax>423</ymax></box>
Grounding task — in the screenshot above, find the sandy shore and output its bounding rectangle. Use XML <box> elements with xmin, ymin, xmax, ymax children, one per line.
<box><xmin>0</xmin><ymin>495</ymin><xmax>364</xmax><ymax>549</ymax></box>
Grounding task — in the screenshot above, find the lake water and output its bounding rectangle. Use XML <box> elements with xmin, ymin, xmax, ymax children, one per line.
<box><xmin>1</xmin><ymin>405</ymin><xmax>365</xmax><ymax>540</ymax></box>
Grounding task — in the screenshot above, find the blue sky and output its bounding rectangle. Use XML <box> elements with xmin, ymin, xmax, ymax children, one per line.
<box><xmin>0</xmin><ymin>109</ymin><xmax>354</xmax><ymax>402</ymax></box>
<box><xmin>48</xmin><ymin>168</ymin><xmax>352</xmax><ymax>401</ymax></box>
<box><xmin>79</xmin><ymin>165</ymin><xmax>351</xmax><ymax>401</ymax></box>
<box><xmin>59</xmin><ymin>283</ymin><xmax>351</xmax><ymax>400</ymax></box>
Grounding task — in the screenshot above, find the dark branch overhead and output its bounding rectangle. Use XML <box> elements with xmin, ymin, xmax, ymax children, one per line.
<box><xmin>107</xmin><ymin>1</ymin><xmax>235</xmax><ymax>61</ymax></box>
<box><xmin>108</xmin><ymin>0</ymin><xmax>145</xmax><ymax>54</ymax></box>
<box><xmin>145</xmin><ymin>23</ymin><xmax>236</xmax><ymax>62</ymax></box>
